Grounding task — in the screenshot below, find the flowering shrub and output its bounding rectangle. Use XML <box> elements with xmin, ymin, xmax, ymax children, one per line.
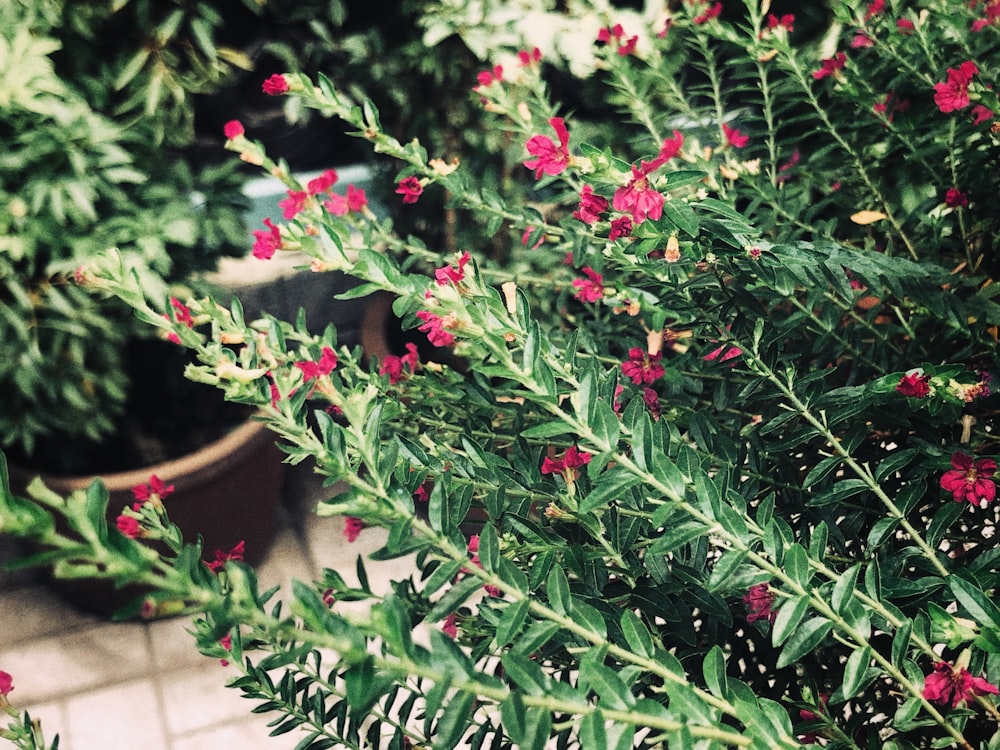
<box><xmin>4</xmin><ymin>1</ymin><xmax>1000</xmax><ymax>748</ymax></box>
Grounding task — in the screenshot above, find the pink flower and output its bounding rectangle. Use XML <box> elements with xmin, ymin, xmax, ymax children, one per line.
<box><xmin>475</xmin><ymin>65</ymin><xmax>503</xmax><ymax>89</ymax></box>
<box><xmin>934</xmin><ymin>61</ymin><xmax>979</xmax><ymax>113</ymax></box>
<box><xmin>572</xmin><ymin>267</ymin><xmax>605</xmax><ymax>303</ymax></box>
<box><xmin>517</xmin><ymin>48</ymin><xmax>542</xmax><ymax>67</ymax></box>
<box><xmin>621</xmin><ymin>347</ymin><xmax>665</xmax><ymax>385</ymax></box>
<box><xmin>223</xmin><ymin>120</ymin><xmax>244</xmax><ymax>139</ymax></box>
<box><xmin>132</xmin><ymin>474</ymin><xmax>175</xmax><ymax>503</ymax></box>
<box><xmin>415</xmin><ymin>310</ymin><xmax>455</xmax><ymax>347</ymax></box>
<box><xmin>307</xmin><ymin>169</ymin><xmax>338</xmax><ymax>196</ymax></box>
<box><xmin>895</xmin><ymin>372</ymin><xmax>931</xmax><ymax>398</ymax></box>
<box><xmin>435</xmin><ymin>251</ymin><xmax>472</xmax><ymax>286</ymax></box>
<box><xmin>324</xmin><ymin>184</ymin><xmax>368</xmax><ymax>215</ymax></box>
<box><xmin>541</xmin><ymin>445</ymin><xmax>592</xmax><ymax>477</ymax></box>
<box><xmin>523</xmin><ymin>117</ymin><xmax>571</xmax><ymax>179</ymax></box>
<box><xmin>573</xmin><ymin>185</ymin><xmax>609</xmax><ymax>225</ymax></box>
<box><xmin>206</xmin><ymin>541</ymin><xmax>246</xmax><ymax>573</ymax></box>
<box><xmin>0</xmin><ymin>671</ymin><xmax>12</xmax><ymax>697</ymax></box>
<box><xmin>253</xmin><ymin>217</ymin><xmax>282</xmax><ymax>260</ymax></box>
<box><xmin>940</xmin><ymin>452</ymin><xmax>997</xmax><ymax>506</ymax></box>
<box><xmin>851</xmin><ymin>32</ymin><xmax>874</xmax><ymax>48</ymax></box>
<box><xmin>896</xmin><ymin>18</ymin><xmax>915</xmax><ymax>34</ymax></box>
<box><xmin>295</xmin><ymin>347</ymin><xmax>338</xmax><ymax>381</ymax></box>
<box><xmin>441</xmin><ymin>612</ymin><xmax>459</xmax><ymax>639</ymax></box>
<box><xmin>945</xmin><ymin>188</ymin><xmax>969</xmax><ymax>208</ymax></box>
<box><xmin>767</xmin><ymin>13</ymin><xmax>795</xmax><ymax>32</ymax></box>
<box><xmin>116</xmin><ymin>514</ymin><xmax>141</xmax><ymax>538</ymax></box>
<box><xmin>218</xmin><ymin>633</ymin><xmax>232</xmax><ymax>666</ymax></box>
<box><xmin>693</xmin><ymin>1</ymin><xmax>723</xmax><ymax>24</ymax></box>
<box><xmin>923</xmin><ymin>661</ymin><xmax>999</xmax><ymax>707</ymax></box>
<box><xmin>262</xmin><ymin>74</ymin><xmax>289</xmax><ymax>95</ymax></box>
<box><xmin>612</xmin><ymin>131</ymin><xmax>682</xmax><ymax>224</ymax></box>
<box><xmin>414</xmin><ymin>482</ymin><xmax>430</xmax><ymax>503</ymax></box>
<box><xmin>743</xmin><ymin>583</ymin><xmax>776</xmax><ymax>624</ymax></box>
<box><xmin>812</xmin><ymin>52</ymin><xmax>847</xmax><ymax>80</ymax></box>
<box><xmin>642</xmin><ymin>387</ymin><xmax>661</xmax><ymax>420</ymax></box>
<box><xmin>279</xmin><ymin>190</ymin><xmax>309</xmax><ymax>219</ymax></box>
<box><xmin>703</xmin><ymin>344</ymin><xmax>742</xmax><ymax>364</ymax></box>
<box><xmin>972</xmin><ymin>104</ymin><xmax>995</xmax><ymax>125</ymax></box>
<box><xmin>864</xmin><ymin>0</ymin><xmax>885</xmax><ymax>20</ymax></box>
<box><xmin>609</xmin><ymin>216</ymin><xmax>634</xmax><ymax>240</ymax></box>
<box><xmin>396</xmin><ymin>176</ymin><xmax>424</xmax><ymax>204</ymax></box>
<box><xmin>344</xmin><ymin>516</ymin><xmax>365</xmax><ymax>542</ymax></box>
<box><xmin>722</xmin><ymin>123</ymin><xmax>749</xmax><ymax>148</ymax></box>
<box><xmin>380</xmin><ymin>342</ymin><xmax>420</xmax><ymax>384</ymax></box>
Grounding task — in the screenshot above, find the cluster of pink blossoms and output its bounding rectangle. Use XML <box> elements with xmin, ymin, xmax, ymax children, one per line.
<box><xmin>205</xmin><ymin>540</ymin><xmax>246</xmax><ymax>573</ymax></box>
<box><xmin>116</xmin><ymin>474</ymin><xmax>176</xmax><ymax>538</ymax></box>
<box><xmin>971</xmin><ymin>0</ymin><xmax>1000</xmax><ymax>31</ymax></box>
<box><xmin>597</xmin><ymin>23</ymin><xmax>638</xmax><ymax>56</ymax></box>
<box><xmin>379</xmin><ymin>342</ymin><xmax>419</xmax><ymax>385</ymax></box>
<box><xmin>541</xmin><ymin>445</ymin><xmax>592</xmax><ymax>479</ymax></box>
<box><xmin>934</xmin><ymin>61</ymin><xmax>983</xmax><ymax>114</ymax></box>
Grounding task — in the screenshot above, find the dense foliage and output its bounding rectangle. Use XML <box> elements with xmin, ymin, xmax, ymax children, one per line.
<box><xmin>4</xmin><ymin>1</ymin><xmax>1000</xmax><ymax>748</ymax></box>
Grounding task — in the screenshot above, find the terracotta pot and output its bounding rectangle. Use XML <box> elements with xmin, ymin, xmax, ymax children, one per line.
<box><xmin>11</xmin><ymin>416</ymin><xmax>284</xmax><ymax>617</ymax></box>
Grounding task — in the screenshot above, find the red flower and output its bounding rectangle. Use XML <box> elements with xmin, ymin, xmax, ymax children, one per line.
<box><xmin>896</xmin><ymin>18</ymin><xmax>915</xmax><ymax>34</ymax></box>
<box><xmin>218</xmin><ymin>633</ymin><xmax>233</xmax><ymax>666</ymax></box>
<box><xmin>380</xmin><ymin>342</ymin><xmax>420</xmax><ymax>385</ymax></box>
<box><xmin>812</xmin><ymin>52</ymin><xmax>847</xmax><ymax>80</ymax></box>
<box><xmin>206</xmin><ymin>541</ymin><xmax>246</xmax><ymax>573</ymax></box>
<box><xmin>435</xmin><ymin>251</ymin><xmax>472</xmax><ymax>286</ymax></box>
<box><xmin>396</xmin><ymin>176</ymin><xmax>424</xmax><ymax>204</ymax></box>
<box><xmin>324</xmin><ymin>185</ymin><xmax>368</xmax><ymax>215</ymax></box>
<box><xmin>923</xmin><ymin>661</ymin><xmax>999</xmax><ymax>707</ymax></box>
<box><xmin>608</xmin><ymin>216</ymin><xmax>634</xmax><ymax>240</ymax></box>
<box><xmin>864</xmin><ymin>0</ymin><xmax>885</xmax><ymax>20</ymax></box>
<box><xmin>743</xmin><ymin>582</ymin><xmax>776</xmax><ymax>624</ymax></box>
<box><xmin>972</xmin><ymin>104</ymin><xmax>995</xmax><ymax>125</ymax></box>
<box><xmin>415</xmin><ymin>310</ymin><xmax>455</xmax><ymax>347</ymax></box>
<box><xmin>642</xmin><ymin>387</ymin><xmax>661</xmax><ymax>420</ymax></box>
<box><xmin>573</xmin><ymin>184</ymin><xmax>609</xmax><ymax>225</ymax></box>
<box><xmin>0</xmin><ymin>670</ymin><xmax>12</xmax><ymax>697</ymax></box>
<box><xmin>517</xmin><ymin>48</ymin><xmax>542</xmax><ymax>67</ymax></box>
<box><xmin>475</xmin><ymin>65</ymin><xmax>503</xmax><ymax>89</ymax></box>
<box><xmin>722</xmin><ymin>123</ymin><xmax>748</xmax><ymax>148</ymax></box>
<box><xmin>851</xmin><ymin>32</ymin><xmax>874</xmax><ymax>48</ymax></box>
<box><xmin>934</xmin><ymin>61</ymin><xmax>979</xmax><ymax>113</ymax></box>
<box><xmin>541</xmin><ymin>445</ymin><xmax>592</xmax><ymax>477</ymax></box>
<box><xmin>252</xmin><ymin>218</ymin><xmax>282</xmax><ymax>260</ymax></box>
<box><xmin>116</xmin><ymin>514</ymin><xmax>141</xmax><ymax>538</ymax></box>
<box><xmin>262</xmin><ymin>74</ymin><xmax>289</xmax><ymax>95</ymax></box>
<box><xmin>344</xmin><ymin>516</ymin><xmax>365</xmax><ymax>543</ymax></box>
<box><xmin>621</xmin><ymin>347</ymin><xmax>665</xmax><ymax>385</ymax></box>
<box><xmin>441</xmin><ymin>612</ymin><xmax>459</xmax><ymax>639</ymax></box>
<box><xmin>612</xmin><ymin>131</ymin><xmax>682</xmax><ymax>224</ymax></box>
<box><xmin>767</xmin><ymin>13</ymin><xmax>795</xmax><ymax>32</ymax></box>
<box><xmin>693</xmin><ymin>1</ymin><xmax>723</xmax><ymax>24</ymax></box>
<box><xmin>941</xmin><ymin>452</ymin><xmax>997</xmax><ymax>506</ymax></box>
<box><xmin>169</xmin><ymin>298</ymin><xmax>194</xmax><ymax>330</ymax></box>
<box><xmin>223</xmin><ymin>120</ymin><xmax>245</xmax><ymax>139</ymax></box>
<box><xmin>896</xmin><ymin>372</ymin><xmax>931</xmax><ymax>398</ymax></box>
<box><xmin>572</xmin><ymin>267</ymin><xmax>605</xmax><ymax>303</ymax></box>
<box><xmin>279</xmin><ymin>190</ymin><xmax>309</xmax><ymax>220</ymax></box>
<box><xmin>295</xmin><ymin>347</ymin><xmax>338</xmax><ymax>382</ymax></box>
<box><xmin>524</xmin><ymin>117</ymin><xmax>571</xmax><ymax>179</ymax></box>
<box><xmin>307</xmin><ymin>169</ymin><xmax>338</xmax><ymax>195</ymax></box>
<box><xmin>132</xmin><ymin>474</ymin><xmax>175</xmax><ymax>503</ymax></box>
<box><xmin>945</xmin><ymin>187</ymin><xmax>969</xmax><ymax>208</ymax></box>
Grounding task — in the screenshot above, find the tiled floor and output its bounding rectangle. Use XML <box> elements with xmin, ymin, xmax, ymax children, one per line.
<box><xmin>0</xmin><ymin>467</ymin><xmax>413</xmax><ymax>750</ymax></box>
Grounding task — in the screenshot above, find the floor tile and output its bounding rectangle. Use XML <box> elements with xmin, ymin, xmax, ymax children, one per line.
<box><xmin>158</xmin><ymin>665</ymin><xmax>255</xmax><ymax>736</ymax></box>
<box><xmin>170</xmin><ymin>713</ymin><xmax>303</xmax><ymax>750</ymax></box>
<box><xmin>0</xmin><ymin>621</ymin><xmax>152</xmax><ymax>704</ymax></box>
<box><xmin>64</xmin><ymin>678</ymin><xmax>169</xmax><ymax>750</ymax></box>
<box><xmin>0</xmin><ymin>584</ymin><xmax>97</xmax><ymax>647</ymax></box>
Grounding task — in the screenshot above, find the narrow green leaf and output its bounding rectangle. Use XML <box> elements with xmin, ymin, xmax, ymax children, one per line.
<box><xmin>841</xmin><ymin>645</ymin><xmax>871</xmax><ymax>700</ymax></box>
<box><xmin>703</xmin><ymin>645</ymin><xmax>729</xmax><ymax>699</ymax></box>
<box><xmin>772</xmin><ymin>595</ymin><xmax>809</xmax><ymax>646</ymax></box>
<box><xmin>547</xmin><ymin>565</ymin><xmax>572</xmax><ymax>614</ymax></box>
<box><xmin>776</xmin><ymin>617</ymin><xmax>832</xmax><ymax>669</ymax></box>
<box><xmin>619</xmin><ymin>609</ymin><xmax>654</xmax><ymax>658</ymax></box>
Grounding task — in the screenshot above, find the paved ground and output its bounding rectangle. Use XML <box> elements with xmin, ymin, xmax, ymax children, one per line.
<box><xmin>0</xmin><ymin>466</ymin><xmax>412</xmax><ymax>750</ymax></box>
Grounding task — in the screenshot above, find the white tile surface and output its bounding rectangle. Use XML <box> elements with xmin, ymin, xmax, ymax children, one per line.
<box><xmin>65</xmin><ymin>679</ymin><xmax>169</xmax><ymax>750</ymax></box>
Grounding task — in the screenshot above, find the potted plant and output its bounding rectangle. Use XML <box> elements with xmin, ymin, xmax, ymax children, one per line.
<box><xmin>4</xmin><ymin>0</ymin><xmax>1000</xmax><ymax>746</ymax></box>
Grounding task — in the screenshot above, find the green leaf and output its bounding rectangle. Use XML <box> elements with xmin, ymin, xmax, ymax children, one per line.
<box><xmin>831</xmin><ymin>563</ymin><xmax>861</xmax><ymax>614</ymax></box>
<box><xmin>772</xmin><ymin>595</ymin><xmax>809</xmax><ymax>646</ymax></box>
<box><xmin>784</xmin><ymin>543</ymin><xmax>810</xmax><ymax>589</ymax></box>
<box><xmin>547</xmin><ymin>565</ymin><xmax>572</xmax><ymax>615</ymax></box>
<box><xmin>950</xmin><ymin>576</ymin><xmax>1000</xmax><ymax>629</ymax></box>
<box><xmin>776</xmin><ymin>617</ymin><xmax>831</xmax><ymax>669</ymax></box>
<box><xmin>703</xmin><ymin>645</ymin><xmax>729</xmax><ymax>699</ymax></box>
<box><xmin>495</xmin><ymin>599</ymin><xmax>531</xmax><ymax>646</ymax></box>
<box><xmin>432</xmin><ymin>691</ymin><xmax>475</xmax><ymax>750</ymax></box>
<box><xmin>841</xmin><ymin>645</ymin><xmax>872</xmax><ymax>700</ymax></box>
<box><xmin>579</xmin><ymin>709</ymin><xmax>608</xmax><ymax>749</ymax></box>
<box><xmin>619</xmin><ymin>609</ymin><xmax>654</xmax><ymax>658</ymax></box>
